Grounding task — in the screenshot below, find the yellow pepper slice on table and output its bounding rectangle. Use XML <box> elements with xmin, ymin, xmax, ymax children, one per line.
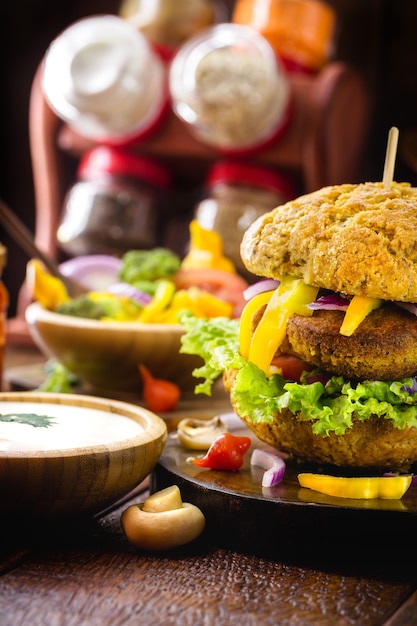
<box><xmin>298</xmin><ymin>473</ymin><xmax>412</xmax><ymax>499</ymax></box>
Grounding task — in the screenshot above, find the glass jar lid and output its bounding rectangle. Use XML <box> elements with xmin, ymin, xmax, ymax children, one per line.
<box><xmin>42</xmin><ymin>15</ymin><xmax>169</xmax><ymax>144</ymax></box>
<box><xmin>169</xmin><ymin>23</ymin><xmax>292</xmax><ymax>154</ymax></box>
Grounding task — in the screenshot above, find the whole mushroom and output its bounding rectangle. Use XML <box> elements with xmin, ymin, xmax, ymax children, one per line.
<box><xmin>121</xmin><ymin>485</ymin><xmax>206</xmax><ymax>551</ymax></box>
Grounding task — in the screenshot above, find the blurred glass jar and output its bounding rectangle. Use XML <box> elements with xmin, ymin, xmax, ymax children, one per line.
<box><xmin>169</xmin><ymin>23</ymin><xmax>292</xmax><ymax>155</ymax></box>
<box><xmin>58</xmin><ymin>146</ymin><xmax>171</xmax><ymax>256</ymax></box>
<box><xmin>119</xmin><ymin>0</ymin><xmax>226</xmax><ymax>60</ymax></box>
<box><xmin>194</xmin><ymin>161</ymin><xmax>297</xmax><ymax>278</ymax></box>
<box><xmin>232</xmin><ymin>0</ymin><xmax>336</xmax><ymax>73</ymax></box>
<box><xmin>42</xmin><ymin>15</ymin><xmax>169</xmax><ymax>146</ymax></box>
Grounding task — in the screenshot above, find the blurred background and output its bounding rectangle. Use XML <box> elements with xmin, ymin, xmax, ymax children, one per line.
<box><xmin>1</xmin><ymin>0</ymin><xmax>417</xmax><ymax>318</ymax></box>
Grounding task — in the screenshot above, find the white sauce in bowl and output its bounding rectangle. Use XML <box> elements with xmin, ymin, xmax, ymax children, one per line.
<box><xmin>0</xmin><ymin>401</ymin><xmax>143</xmax><ymax>452</ymax></box>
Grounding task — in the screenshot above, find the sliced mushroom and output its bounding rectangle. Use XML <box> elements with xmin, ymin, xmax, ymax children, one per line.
<box><xmin>177</xmin><ymin>415</ymin><xmax>227</xmax><ymax>450</ymax></box>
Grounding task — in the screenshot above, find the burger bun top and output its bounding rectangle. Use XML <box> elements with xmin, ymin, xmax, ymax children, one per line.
<box><xmin>240</xmin><ymin>182</ymin><xmax>417</xmax><ymax>302</ymax></box>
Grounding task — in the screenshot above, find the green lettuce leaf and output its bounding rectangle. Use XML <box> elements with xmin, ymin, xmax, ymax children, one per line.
<box><xmin>180</xmin><ymin>314</ymin><xmax>242</xmax><ymax>394</ymax></box>
<box><xmin>37</xmin><ymin>359</ymin><xmax>79</xmax><ymax>393</ymax></box>
<box><xmin>180</xmin><ymin>315</ymin><xmax>417</xmax><ymax>436</ymax></box>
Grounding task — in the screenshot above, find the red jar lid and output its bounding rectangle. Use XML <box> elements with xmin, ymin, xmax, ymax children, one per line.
<box><xmin>206</xmin><ymin>161</ymin><xmax>297</xmax><ymax>199</ymax></box>
<box><xmin>78</xmin><ymin>146</ymin><xmax>171</xmax><ymax>189</ymax></box>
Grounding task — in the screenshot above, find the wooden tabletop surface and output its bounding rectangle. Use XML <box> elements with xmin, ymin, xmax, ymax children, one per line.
<box><xmin>1</xmin><ymin>343</ymin><xmax>417</xmax><ymax>626</ymax></box>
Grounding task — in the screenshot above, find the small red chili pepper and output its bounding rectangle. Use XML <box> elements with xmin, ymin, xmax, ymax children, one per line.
<box><xmin>192</xmin><ymin>433</ymin><xmax>251</xmax><ymax>471</ymax></box>
<box><xmin>139</xmin><ymin>364</ymin><xmax>181</xmax><ymax>413</ymax></box>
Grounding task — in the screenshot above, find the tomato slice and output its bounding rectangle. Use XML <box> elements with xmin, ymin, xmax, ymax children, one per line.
<box><xmin>174</xmin><ymin>268</ymin><xmax>248</xmax><ymax>318</ymax></box>
<box><xmin>270</xmin><ymin>355</ymin><xmax>310</xmax><ymax>382</ymax></box>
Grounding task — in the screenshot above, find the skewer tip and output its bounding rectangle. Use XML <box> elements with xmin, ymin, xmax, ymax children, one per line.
<box><xmin>382</xmin><ymin>126</ymin><xmax>399</xmax><ymax>189</ymax></box>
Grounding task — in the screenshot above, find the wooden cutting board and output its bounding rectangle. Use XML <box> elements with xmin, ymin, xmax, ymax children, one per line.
<box><xmin>152</xmin><ymin>428</ymin><xmax>417</xmax><ymax>559</ymax></box>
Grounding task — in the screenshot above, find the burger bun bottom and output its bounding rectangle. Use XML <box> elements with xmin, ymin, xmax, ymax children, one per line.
<box><xmin>223</xmin><ymin>369</ymin><xmax>417</xmax><ymax>472</ymax></box>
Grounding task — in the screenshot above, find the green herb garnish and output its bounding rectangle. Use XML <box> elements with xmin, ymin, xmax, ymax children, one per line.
<box><xmin>0</xmin><ymin>413</ymin><xmax>56</xmax><ymax>428</ymax></box>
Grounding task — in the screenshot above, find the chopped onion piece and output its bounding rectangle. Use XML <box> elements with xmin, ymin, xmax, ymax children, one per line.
<box><xmin>59</xmin><ymin>255</ymin><xmax>122</xmax><ymax>290</ymax></box>
<box><xmin>305</xmin><ymin>372</ymin><xmax>331</xmax><ymax>385</ymax></box>
<box><xmin>243</xmin><ymin>279</ymin><xmax>280</xmax><ymax>301</ymax></box>
<box><xmin>107</xmin><ymin>282</ymin><xmax>152</xmax><ymax>306</ymax></box>
<box><xmin>401</xmin><ymin>377</ymin><xmax>417</xmax><ymax>394</ymax></box>
<box><xmin>251</xmin><ymin>448</ymin><xmax>286</xmax><ymax>487</ymax></box>
<box><xmin>308</xmin><ymin>294</ymin><xmax>350</xmax><ymax>311</ymax></box>
<box><xmin>396</xmin><ymin>302</ymin><xmax>417</xmax><ymax>316</ymax></box>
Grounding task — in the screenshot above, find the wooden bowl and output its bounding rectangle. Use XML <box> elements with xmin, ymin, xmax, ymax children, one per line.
<box><xmin>0</xmin><ymin>391</ymin><xmax>167</xmax><ymax>520</ymax></box>
<box><xmin>25</xmin><ymin>302</ymin><xmax>202</xmax><ymax>393</ymax></box>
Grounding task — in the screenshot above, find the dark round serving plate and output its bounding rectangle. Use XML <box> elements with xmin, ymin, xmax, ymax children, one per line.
<box><xmin>152</xmin><ymin>428</ymin><xmax>417</xmax><ymax>560</ymax></box>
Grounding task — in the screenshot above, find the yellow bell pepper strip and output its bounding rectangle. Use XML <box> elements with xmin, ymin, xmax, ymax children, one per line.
<box><xmin>339</xmin><ymin>295</ymin><xmax>382</xmax><ymax>336</ymax></box>
<box><xmin>88</xmin><ymin>292</ymin><xmax>142</xmax><ymax>321</ymax></box>
<box><xmin>239</xmin><ymin>289</ymin><xmax>274</xmax><ymax>359</ymax></box>
<box><xmin>298</xmin><ymin>473</ymin><xmax>412</xmax><ymax>499</ymax></box>
<box><xmin>185</xmin><ymin>287</ymin><xmax>233</xmax><ymax>318</ymax></box>
<box><xmin>158</xmin><ymin>288</ymin><xmax>234</xmax><ymax>323</ymax></box>
<box><xmin>26</xmin><ymin>259</ymin><xmax>70</xmax><ymax>310</ymax></box>
<box><xmin>138</xmin><ymin>280</ymin><xmax>175</xmax><ymax>323</ymax></box>
<box><xmin>150</xmin><ymin>289</ymin><xmax>193</xmax><ymax>323</ymax></box>
<box><xmin>181</xmin><ymin>220</ymin><xmax>236</xmax><ymax>273</ymax></box>
<box><xmin>248</xmin><ymin>277</ymin><xmax>319</xmax><ymax>375</ymax></box>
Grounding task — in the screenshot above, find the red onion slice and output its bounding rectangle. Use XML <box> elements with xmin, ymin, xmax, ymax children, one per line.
<box><xmin>243</xmin><ymin>279</ymin><xmax>280</xmax><ymax>301</ymax></box>
<box><xmin>106</xmin><ymin>282</ymin><xmax>152</xmax><ymax>306</ymax></box>
<box><xmin>396</xmin><ymin>302</ymin><xmax>417</xmax><ymax>316</ymax></box>
<box><xmin>305</xmin><ymin>372</ymin><xmax>331</xmax><ymax>385</ymax></box>
<box><xmin>59</xmin><ymin>255</ymin><xmax>122</xmax><ymax>290</ymax></box>
<box><xmin>308</xmin><ymin>293</ymin><xmax>350</xmax><ymax>311</ymax></box>
<box><xmin>250</xmin><ymin>448</ymin><xmax>286</xmax><ymax>487</ymax></box>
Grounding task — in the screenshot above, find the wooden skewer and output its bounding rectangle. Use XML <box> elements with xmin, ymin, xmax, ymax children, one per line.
<box><xmin>0</xmin><ymin>198</ymin><xmax>86</xmax><ymax>297</ymax></box>
<box><xmin>382</xmin><ymin>126</ymin><xmax>399</xmax><ymax>189</ymax></box>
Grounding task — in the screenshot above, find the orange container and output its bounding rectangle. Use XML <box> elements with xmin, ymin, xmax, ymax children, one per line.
<box><xmin>0</xmin><ymin>245</ymin><xmax>8</xmax><ymax>390</ymax></box>
<box><xmin>232</xmin><ymin>0</ymin><xmax>336</xmax><ymax>73</ymax></box>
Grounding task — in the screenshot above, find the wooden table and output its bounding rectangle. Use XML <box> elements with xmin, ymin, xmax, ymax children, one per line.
<box><xmin>1</xmin><ymin>343</ymin><xmax>417</xmax><ymax>626</ymax></box>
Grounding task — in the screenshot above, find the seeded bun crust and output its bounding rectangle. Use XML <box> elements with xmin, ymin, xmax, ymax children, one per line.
<box><xmin>223</xmin><ymin>369</ymin><xmax>417</xmax><ymax>471</ymax></box>
<box><xmin>240</xmin><ymin>182</ymin><xmax>417</xmax><ymax>302</ymax></box>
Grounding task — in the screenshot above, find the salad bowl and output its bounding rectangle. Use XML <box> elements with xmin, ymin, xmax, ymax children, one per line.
<box><xmin>25</xmin><ymin>302</ymin><xmax>203</xmax><ymax>394</ymax></box>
